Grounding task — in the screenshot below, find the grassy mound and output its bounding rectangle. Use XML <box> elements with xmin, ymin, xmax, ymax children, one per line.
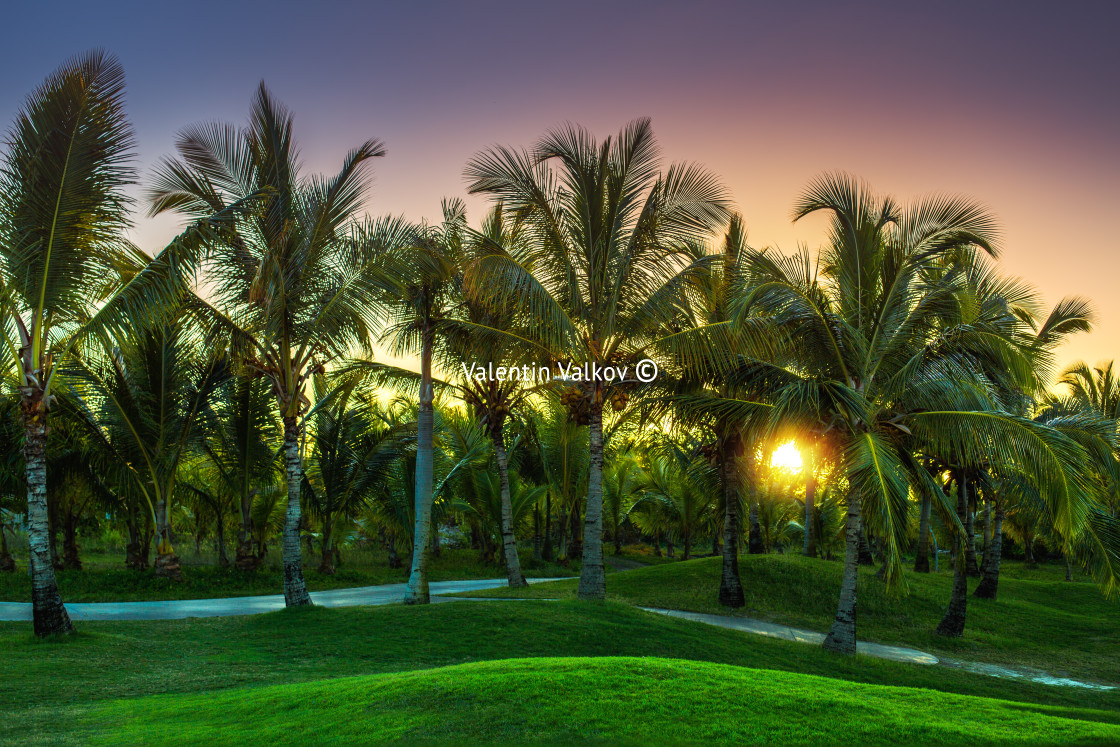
<box><xmin>77</xmin><ymin>656</ymin><xmax>1120</xmax><ymax>745</ymax></box>
<box><xmin>458</xmin><ymin>554</ymin><xmax>1120</xmax><ymax>681</ymax></box>
<box><xmin>4</xmin><ymin>601</ymin><xmax>1118</xmax><ymax>744</ymax></box>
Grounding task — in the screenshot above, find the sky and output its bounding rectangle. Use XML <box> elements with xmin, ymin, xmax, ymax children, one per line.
<box><xmin>2</xmin><ymin>0</ymin><xmax>1117</xmax><ymax>377</ymax></box>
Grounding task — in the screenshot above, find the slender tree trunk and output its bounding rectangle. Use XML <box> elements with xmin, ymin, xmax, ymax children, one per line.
<box><xmin>980</xmin><ymin>499</ymin><xmax>992</xmax><ymax>569</ymax></box>
<box><xmin>1024</xmin><ymin>534</ymin><xmax>1036</xmax><ymax>566</ymax></box>
<box><xmin>823</xmin><ymin>488</ymin><xmax>861</xmax><ymax>654</ymax></box>
<box><xmin>683</xmin><ymin>532</ymin><xmax>691</xmax><ymax>561</ymax></box>
<box><xmin>803</xmin><ymin>471</ymin><xmax>817</xmax><ymax>557</ymax></box>
<box><xmin>937</xmin><ymin>473</ymin><xmax>971</xmax><ymax>636</ymax></box>
<box><xmin>718</xmin><ymin>427</ymin><xmax>745</xmax><ymax>607</ymax></box>
<box><xmin>577</xmin><ymin>391</ymin><xmax>606</xmax><ymax>600</ymax></box>
<box><xmin>653</xmin><ymin>532</ymin><xmax>662</xmax><ymax>557</ymax></box>
<box><xmin>383</xmin><ymin>529</ymin><xmax>402</xmax><ymax>569</ymax></box>
<box><xmin>1065</xmin><ymin>554</ymin><xmax>1073</xmax><ymax>582</ymax></box>
<box><xmin>236</xmin><ymin>487</ymin><xmax>259</xmax><ymax>570</ymax></box>
<box><xmin>153</xmin><ymin>490</ymin><xmax>182</xmax><ymax>581</ymax></box>
<box><xmin>974</xmin><ymin>507</ymin><xmax>1002</xmax><ymax>598</ymax></box>
<box><xmin>542</xmin><ymin>492</ymin><xmax>553</xmax><ymax>560</ymax></box>
<box><xmin>281</xmin><ymin>416</ymin><xmax>312</xmax><ymax>606</ymax></box>
<box><xmin>62</xmin><ymin>509</ymin><xmax>82</xmax><ymax>570</ymax></box>
<box><xmin>493</xmin><ymin>428</ymin><xmax>528</xmax><ymax>587</ymax></box>
<box><xmin>964</xmin><ymin>480</ymin><xmax>980</xmax><ymax>577</ymax></box>
<box><xmin>215</xmin><ymin>515</ymin><xmax>230</xmax><ymax>567</ymax></box>
<box><xmin>319</xmin><ymin>516</ymin><xmax>336</xmax><ymax>575</ymax></box>
<box><xmin>915</xmin><ymin>491</ymin><xmax>932</xmax><ymax>573</ymax></box>
<box><xmin>533</xmin><ymin>502</ymin><xmax>543</xmax><ymax>562</ymax></box>
<box><xmin>747</xmin><ymin>479</ymin><xmax>764</xmax><ymax>554</ymax></box>
<box><xmin>568</xmin><ymin>506</ymin><xmax>583</xmax><ymax>560</ymax></box>
<box><xmin>405</xmin><ymin>329</ymin><xmax>435</xmax><ymax>604</ymax></box>
<box><xmin>0</xmin><ymin>522</ymin><xmax>13</xmax><ymax>572</ymax></box>
<box><xmin>22</xmin><ymin>394</ymin><xmax>73</xmax><ymax>636</ymax></box>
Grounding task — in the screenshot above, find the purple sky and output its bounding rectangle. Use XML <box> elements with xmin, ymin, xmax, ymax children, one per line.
<box><xmin>3</xmin><ymin>0</ymin><xmax>1117</xmax><ymax>374</ymax></box>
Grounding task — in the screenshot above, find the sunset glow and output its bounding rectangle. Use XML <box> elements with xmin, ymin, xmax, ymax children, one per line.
<box><xmin>770</xmin><ymin>441</ymin><xmax>803</xmax><ymax>474</ymax></box>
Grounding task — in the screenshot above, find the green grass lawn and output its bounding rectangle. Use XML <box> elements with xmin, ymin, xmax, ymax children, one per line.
<box><xmin>457</xmin><ymin>554</ymin><xmax>1120</xmax><ymax>682</ymax></box>
<box><xmin>0</xmin><ymin>547</ymin><xmax>577</xmax><ymax>602</ymax></box>
<box><xmin>3</xmin><ymin>601</ymin><xmax>1119</xmax><ymax>745</ymax></box>
<box><xmin>78</xmin><ymin>657</ymin><xmax>1120</xmax><ymax>745</ymax></box>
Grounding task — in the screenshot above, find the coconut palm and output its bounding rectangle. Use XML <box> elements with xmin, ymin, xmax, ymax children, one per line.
<box><xmin>464</xmin><ymin>118</ymin><xmax>732</xmax><ymax>599</ymax></box>
<box><xmin>66</xmin><ymin>308</ymin><xmax>228</xmax><ymax>579</ymax></box>
<box><xmin>147</xmin><ymin>83</ymin><xmax>403</xmax><ymax>606</ymax></box>
<box><xmin>358</xmin><ymin>200</ymin><xmax>464</xmax><ymax>602</ymax></box>
<box><xmin>0</xmin><ymin>52</ymin><xmax>136</xmax><ymax>634</ymax></box>
<box><xmin>301</xmin><ymin>378</ymin><xmax>402</xmax><ymax>574</ymax></box>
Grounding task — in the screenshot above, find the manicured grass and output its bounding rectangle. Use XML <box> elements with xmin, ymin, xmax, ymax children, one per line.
<box><xmin>457</xmin><ymin>554</ymin><xmax>1120</xmax><ymax>682</ymax></box>
<box><xmin>0</xmin><ymin>548</ymin><xmax>576</xmax><ymax>602</ymax></box>
<box><xmin>4</xmin><ymin>601</ymin><xmax>1119</xmax><ymax>745</ymax></box>
<box><xmin>78</xmin><ymin>657</ymin><xmax>1120</xmax><ymax>745</ymax></box>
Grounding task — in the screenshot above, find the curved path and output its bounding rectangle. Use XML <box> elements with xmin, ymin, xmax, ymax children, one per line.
<box><xmin>0</xmin><ymin>578</ymin><xmax>564</xmax><ymax>622</ymax></box>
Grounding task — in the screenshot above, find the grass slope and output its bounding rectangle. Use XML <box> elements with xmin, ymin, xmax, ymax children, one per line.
<box><xmin>458</xmin><ymin>554</ymin><xmax>1120</xmax><ymax>682</ymax></box>
<box><xmin>78</xmin><ymin>657</ymin><xmax>1120</xmax><ymax>745</ymax></box>
<box><xmin>3</xmin><ymin>601</ymin><xmax>1118</xmax><ymax>745</ymax></box>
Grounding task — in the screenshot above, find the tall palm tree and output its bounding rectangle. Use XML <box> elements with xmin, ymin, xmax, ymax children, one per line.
<box><xmin>361</xmin><ymin>200</ymin><xmax>464</xmax><ymax>603</ymax></box>
<box><xmin>148</xmin><ymin>84</ymin><xmax>400</xmax><ymax>606</ymax></box>
<box><xmin>0</xmin><ymin>51</ymin><xmax>134</xmax><ymax>635</ymax></box>
<box><xmin>464</xmin><ymin>118</ymin><xmax>732</xmax><ymax>599</ymax></box>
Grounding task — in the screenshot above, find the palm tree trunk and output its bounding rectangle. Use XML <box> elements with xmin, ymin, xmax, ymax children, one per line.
<box><xmin>980</xmin><ymin>499</ymin><xmax>992</xmax><ymax>569</ymax></box>
<box><xmin>533</xmin><ymin>502</ymin><xmax>543</xmax><ymax>562</ymax></box>
<box><xmin>236</xmin><ymin>492</ymin><xmax>258</xmax><ymax>571</ymax></box>
<box><xmin>803</xmin><ymin>472</ymin><xmax>817</xmax><ymax>558</ymax></box>
<box><xmin>915</xmin><ymin>491</ymin><xmax>932</xmax><ymax>573</ymax></box>
<box><xmin>281</xmin><ymin>416</ymin><xmax>312</xmax><ymax>606</ymax></box>
<box><xmin>974</xmin><ymin>506</ymin><xmax>1002</xmax><ymax>599</ymax></box>
<box><xmin>936</xmin><ymin>473</ymin><xmax>971</xmax><ymax>636</ymax></box>
<box><xmin>747</xmin><ymin>481</ymin><xmax>764</xmax><ymax>554</ymax></box>
<box><xmin>0</xmin><ymin>523</ymin><xmax>15</xmax><ymax>572</ymax></box>
<box><xmin>405</xmin><ymin>329</ymin><xmax>435</xmax><ymax>604</ymax></box>
<box><xmin>964</xmin><ymin>484</ymin><xmax>980</xmax><ymax>578</ymax></box>
<box><xmin>153</xmin><ymin>494</ymin><xmax>182</xmax><ymax>581</ymax></box>
<box><xmin>822</xmin><ymin>488</ymin><xmax>861</xmax><ymax>654</ymax></box>
<box><xmin>493</xmin><ymin>428</ymin><xmax>528</xmax><ymax>587</ymax></box>
<box><xmin>62</xmin><ymin>509</ymin><xmax>82</xmax><ymax>570</ymax></box>
<box><xmin>319</xmin><ymin>516</ymin><xmax>336</xmax><ymax>575</ymax></box>
<box><xmin>22</xmin><ymin>393</ymin><xmax>73</xmax><ymax>636</ymax></box>
<box><xmin>718</xmin><ymin>428</ymin><xmax>744</xmax><ymax>607</ymax></box>
<box><xmin>542</xmin><ymin>492</ymin><xmax>553</xmax><ymax>561</ymax></box>
<box><xmin>215</xmin><ymin>516</ymin><xmax>230</xmax><ymax>568</ymax></box>
<box><xmin>577</xmin><ymin>392</ymin><xmax>607</xmax><ymax>600</ymax></box>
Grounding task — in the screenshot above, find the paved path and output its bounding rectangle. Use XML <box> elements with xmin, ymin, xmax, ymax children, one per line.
<box><xmin>0</xmin><ymin>578</ymin><xmax>564</xmax><ymax>622</ymax></box>
<box><xmin>640</xmin><ymin>607</ymin><xmax>940</xmax><ymax>665</ymax></box>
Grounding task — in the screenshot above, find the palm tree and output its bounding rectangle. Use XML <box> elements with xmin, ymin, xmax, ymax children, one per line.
<box><xmin>361</xmin><ymin>200</ymin><xmax>464</xmax><ymax>603</ymax></box>
<box><xmin>0</xmin><ymin>51</ymin><xmax>135</xmax><ymax>635</ymax></box>
<box><xmin>465</xmin><ymin>118</ymin><xmax>732</xmax><ymax>599</ymax></box>
<box><xmin>302</xmin><ymin>378</ymin><xmax>402</xmax><ymax>574</ymax></box>
<box><xmin>196</xmin><ymin>369</ymin><xmax>282</xmax><ymax>570</ymax></box>
<box><xmin>67</xmin><ymin>307</ymin><xmax>228</xmax><ymax>580</ymax></box>
<box><xmin>148</xmin><ymin>83</ymin><xmax>399</xmax><ymax>606</ymax></box>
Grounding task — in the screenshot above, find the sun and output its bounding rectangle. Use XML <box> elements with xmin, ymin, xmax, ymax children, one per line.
<box><xmin>770</xmin><ymin>441</ymin><xmax>803</xmax><ymax>474</ymax></box>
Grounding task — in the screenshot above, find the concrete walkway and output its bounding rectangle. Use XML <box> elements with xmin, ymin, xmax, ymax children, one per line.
<box><xmin>640</xmin><ymin>607</ymin><xmax>941</xmax><ymax>665</ymax></box>
<box><xmin>0</xmin><ymin>578</ymin><xmax>563</xmax><ymax>622</ymax></box>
